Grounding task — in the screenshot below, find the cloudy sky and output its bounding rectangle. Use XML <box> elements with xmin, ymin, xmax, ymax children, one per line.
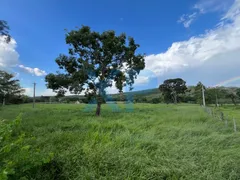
<box><xmin>1</xmin><ymin>0</ymin><xmax>240</xmax><ymax>96</ymax></box>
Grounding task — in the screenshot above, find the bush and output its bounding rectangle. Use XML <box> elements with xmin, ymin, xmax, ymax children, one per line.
<box><xmin>150</xmin><ymin>98</ymin><xmax>161</xmax><ymax>104</ymax></box>
<box><xmin>0</xmin><ymin>114</ymin><xmax>55</xmax><ymax>179</ymax></box>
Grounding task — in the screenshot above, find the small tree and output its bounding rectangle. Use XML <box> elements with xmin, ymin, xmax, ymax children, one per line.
<box><xmin>193</xmin><ymin>82</ymin><xmax>205</xmax><ymax>105</ymax></box>
<box><xmin>45</xmin><ymin>26</ymin><xmax>145</xmax><ymax>116</ymax></box>
<box><xmin>159</xmin><ymin>78</ymin><xmax>187</xmax><ymax>104</ymax></box>
<box><xmin>0</xmin><ymin>70</ymin><xmax>24</xmax><ymax>105</ymax></box>
<box><xmin>205</xmin><ymin>87</ymin><xmax>227</xmax><ymax>106</ymax></box>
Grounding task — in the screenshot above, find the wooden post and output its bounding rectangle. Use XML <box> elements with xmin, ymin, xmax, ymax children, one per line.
<box><xmin>202</xmin><ymin>85</ymin><xmax>206</xmax><ymax>107</ymax></box>
<box><xmin>233</xmin><ymin>118</ymin><xmax>237</xmax><ymax>132</ymax></box>
<box><xmin>225</xmin><ymin>116</ymin><xmax>228</xmax><ymax>127</ymax></box>
<box><xmin>220</xmin><ymin>112</ymin><xmax>224</xmax><ymax>121</ymax></box>
<box><xmin>209</xmin><ymin>108</ymin><xmax>212</xmax><ymax>116</ymax></box>
<box><xmin>33</xmin><ymin>82</ymin><xmax>36</xmax><ymax>108</ymax></box>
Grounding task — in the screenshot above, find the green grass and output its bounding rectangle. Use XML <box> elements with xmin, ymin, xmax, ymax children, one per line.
<box><xmin>218</xmin><ymin>105</ymin><xmax>240</xmax><ymax>119</ymax></box>
<box><xmin>1</xmin><ymin>103</ymin><xmax>240</xmax><ymax>179</ymax></box>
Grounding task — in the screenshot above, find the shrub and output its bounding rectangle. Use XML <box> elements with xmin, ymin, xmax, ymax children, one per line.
<box><xmin>150</xmin><ymin>98</ymin><xmax>161</xmax><ymax>104</ymax></box>
<box><xmin>0</xmin><ymin>114</ymin><xmax>55</xmax><ymax>179</ymax></box>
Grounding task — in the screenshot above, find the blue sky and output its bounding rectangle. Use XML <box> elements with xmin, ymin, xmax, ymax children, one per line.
<box><xmin>0</xmin><ymin>0</ymin><xmax>240</xmax><ymax>96</ymax></box>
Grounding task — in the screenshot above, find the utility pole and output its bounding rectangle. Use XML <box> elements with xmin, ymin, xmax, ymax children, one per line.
<box><xmin>33</xmin><ymin>82</ymin><xmax>36</xmax><ymax>108</ymax></box>
<box><xmin>202</xmin><ymin>85</ymin><xmax>206</xmax><ymax>107</ymax></box>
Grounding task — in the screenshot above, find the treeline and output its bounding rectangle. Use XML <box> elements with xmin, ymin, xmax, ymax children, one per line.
<box><xmin>156</xmin><ymin>79</ymin><xmax>240</xmax><ymax>105</ymax></box>
<box><xmin>1</xmin><ymin>69</ymin><xmax>240</xmax><ymax>106</ymax></box>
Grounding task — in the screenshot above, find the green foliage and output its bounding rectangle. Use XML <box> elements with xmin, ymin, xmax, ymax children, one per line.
<box><xmin>150</xmin><ymin>97</ymin><xmax>161</xmax><ymax>104</ymax></box>
<box><xmin>0</xmin><ymin>114</ymin><xmax>54</xmax><ymax>179</ymax></box>
<box><xmin>159</xmin><ymin>78</ymin><xmax>187</xmax><ymax>103</ymax></box>
<box><xmin>193</xmin><ymin>83</ymin><xmax>240</xmax><ymax>106</ymax></box>
<box><xmin>1</xmin><ymin>104</ymin><xmax>240</xmax><ymax>179</ymax></box>
<box><xmin>0</xmin><ymin>70</ymin><xmax>24</xmax><ymax>105</ymax></box>
<box><xmin>193</xmin><ymin>82</ymin><xmax>205</xmax><ymax>104</ymax></box>
<box><xmin>236</xmin><ymin>88</ymin><xmax>240</xmax><ymax>98</ymax></box>
<box><xmin>45</xmin><ymin>25</ymin><xmax>145</xmax><ymax>115</ymax></box>
<box><xmin>225</xmin><ymin>90</ymin><xmax>238</xmax><ymax>106</ymax></box>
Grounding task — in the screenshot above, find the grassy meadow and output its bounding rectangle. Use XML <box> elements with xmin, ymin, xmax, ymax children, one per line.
<box><xmin>1</xmin><ymin>103</ymin><xmax>240</xmax><ymax>179</ymax></box>
<box><xmin>219</xmin><ymin>105</ymin><xmax>240</xmax><ymax>121</ymax></box>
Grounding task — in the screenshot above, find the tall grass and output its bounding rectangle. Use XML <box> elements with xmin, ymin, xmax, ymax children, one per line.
<box><xmin>0</xmin><ymin>103</ymin><xmax>240</xmax><ymax>179</ymax></box>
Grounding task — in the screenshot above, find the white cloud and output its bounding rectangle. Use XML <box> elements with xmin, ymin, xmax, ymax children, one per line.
<box><xmin>41</xmin><ymin>89</ymin><xmax>56</xmax><ymax>96</ymax></box>
<box><xmin>0</xmin><ymin>36</ymin><xmax>47</xmax><ymax>78</ymax></box>
<box><xmin>19</xmin><ymin>64</ymin><xmax>47</xmax><ymax>76</ymax></box>
<box><xmin>194</xmin><ymin>0</ymin><xmax>233</xmax><ymax>14</ymax></box>
<box><xmin>23</xmin><ymin>87</ymin><xmax>33</xmax><ymax>96</ymax></box>
<box><xmin>178</xmin><ymin>0</ymin><xmax>234</xmax><ymax>28</ymax></box>
<box><xmin>106</xmin><ymin>81</ymin><xmax>119</xmax><ymax>94</ymax></box>
<box><xmin>178</xmin><ymin>13</ymin><xmax>197</xmax><ymax>28</ymax></box>
<box><xmin>135</xmin><ymin>76</ymin><xmax>149</xmax><ymax>85</ymax></box>
<box><xmin>106</xmin><ymin>87</ymin><xmax>118</xmax><ymax>94</ymax></box>
<box><xmin>24</xmin><ymin>88</ymin><xmax>56</xmax><ymax>97</ymax></box>
<box><xmin>41</xmin><ymin>88</ymin><xmax>86</xmax><ymax>96</ymax></box>
<box><xmin>0</xmin><ymin>36</ymin><xmax>19</xmax><ymax>69</ymax></box>
<box><xmin>222</xmin><ymin>0</ymin><xmax>240</xmax><ymax>20</ymax></box>
<box><xmin>147</xmin><ymin>0</ymin><xmax>240</xmax><ymax>78</ymax></box>
<box><xmin>105</xmin><ymin>75</ymin><xmax>150</xmax><ymax>94</ymax></box>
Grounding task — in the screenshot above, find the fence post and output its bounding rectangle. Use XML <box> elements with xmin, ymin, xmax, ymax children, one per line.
<box><xmin>233</xmin><ymin>118</ymin><xmax>237</xmax><ymax>132</ymax></box>
<box><xmin>211</xmin><ymin>109</ymin><xmax>214</xmax><ymax>118</ymax></box>
<box><xmin>225</xmin><ymin>115</ymin><xmax>228</xmax><ymax>127</ymax></box>
<box><xmin>208</xmin><ymin>108</ymin><xmax>211</xmax><ymax>115</ymax></box>
<box><xmin>220</xmin><ymin>112</ymin><xmax>224</xmax><ymax>121</ymax></box>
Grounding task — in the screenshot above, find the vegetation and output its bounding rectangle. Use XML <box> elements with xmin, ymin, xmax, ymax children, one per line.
<box><xmin>1</xmin><ymin>16</ymin><xmax>240</xmax><ymax>180</ymax></box>
<box><xmin>0</xmin><ymin>114</ymin><xmax>54</xmax><ymax>179</ymax></box>
<box><xmin>159</xmin><ymin>78</ymin><xmax>187</xmax><ymax>103</ymax></box>
<box><xmin>1</xmin><ymin>103</ymin><xmax>240</xmax><ymax>179</ymax></box>
<box><xmin>225</xmin><ymin>90</ymin><xmax>238</xmax><ymax>106</ymax></box>
<box><xmin>18</xmin><ymin>86</ymin><xmax>240</xmax><ymax>105</ymax></box>
<box><xmin>45</xmin><ymin>26</ymin><xmax>145</xmax><ymax>116</ymax></box>
<box><xmin>0</xmin><ymin>64</ymin><xmax>237</xmax><ymax>106</ymax></box>
<box><xmin>0</xmin><ymin>70</ymin><xmax>25</xmax><ymax>106</ymax></box>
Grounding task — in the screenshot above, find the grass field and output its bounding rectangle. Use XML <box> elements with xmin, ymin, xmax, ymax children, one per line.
<box><xmin>1</xmin><ymin>103</ymin><xmax>240</xmax><ymax>179</ymax></box>
<box><xmin>219</xmin><ymin>105</ymin><xmax>240</xmax><ymax>121</ymax></box>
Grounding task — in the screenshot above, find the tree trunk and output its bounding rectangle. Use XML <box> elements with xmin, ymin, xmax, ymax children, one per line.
<box><xmin>2</xmin><ymin>97</ymin><xmax>5</xmax><ymax>106</ymax></box>
<box><xmin>172</xmin><ymin>93</ymin><xmax>177</xmax><ymax>104</ymax></box>
<box><xmin>174</xmin><ymin>95</ymin><xmax>177</xmax><ymax>104</ymax></box>
<box><xmin>96</xmin><ymin>102</ymin><xmax>101</xmax><ymax>116</ymax></box>
<box><xmin>232</xmin><ymin>98</ymin><xmax>237</xmax><ymax>106</ymax></box>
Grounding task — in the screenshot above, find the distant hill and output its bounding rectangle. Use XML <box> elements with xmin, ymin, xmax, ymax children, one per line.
<box><xmin>111</xmin><ymin>88</ymin><xmax>160</xmax><ymax>100</ymax></box>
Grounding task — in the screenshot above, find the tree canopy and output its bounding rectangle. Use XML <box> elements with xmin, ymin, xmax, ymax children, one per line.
<box><xmin>194</xmin><ymin>82</ymin><xmax>205</xmax><ymax>105</ymax></box>
<box><xmin>45</xmin><ymin>26</ymin><xmax>145</xmax><ymax>115</ymax></box>
<box><xmin>225</xmin><ymin>89</ymin><xmax>238</xmax><ymax>106</ymax></box>
<box><xmin>159</xmin><ymin>78</ymin><xmax>187</xmax><ymax>104</ymax></box>
<box><xmin>0</xmin><ymin>70</ymin><xmax>24</xmax><ymax>105</ymax></box>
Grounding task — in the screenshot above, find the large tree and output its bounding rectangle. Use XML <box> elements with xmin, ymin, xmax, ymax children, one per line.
<box><xmin>159</xmin><ymin>78</ymin><xmax>187</xmax><ymax>104</ymax></box>
<box><xmin>0</xmin><ymin>70</ymin><xmax>24</xmax><ymax>105</ymax></box>
<box><xmin>45</xmin><ymin>26</ymin><xmax>145</xmax><ymax>116</ymax></box>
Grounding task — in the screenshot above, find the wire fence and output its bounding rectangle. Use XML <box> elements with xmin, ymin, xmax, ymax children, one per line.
<box><xmin>203</xmin><ymin>106</ymin><xmax>237</xmax><ymax>133</ymax></box>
